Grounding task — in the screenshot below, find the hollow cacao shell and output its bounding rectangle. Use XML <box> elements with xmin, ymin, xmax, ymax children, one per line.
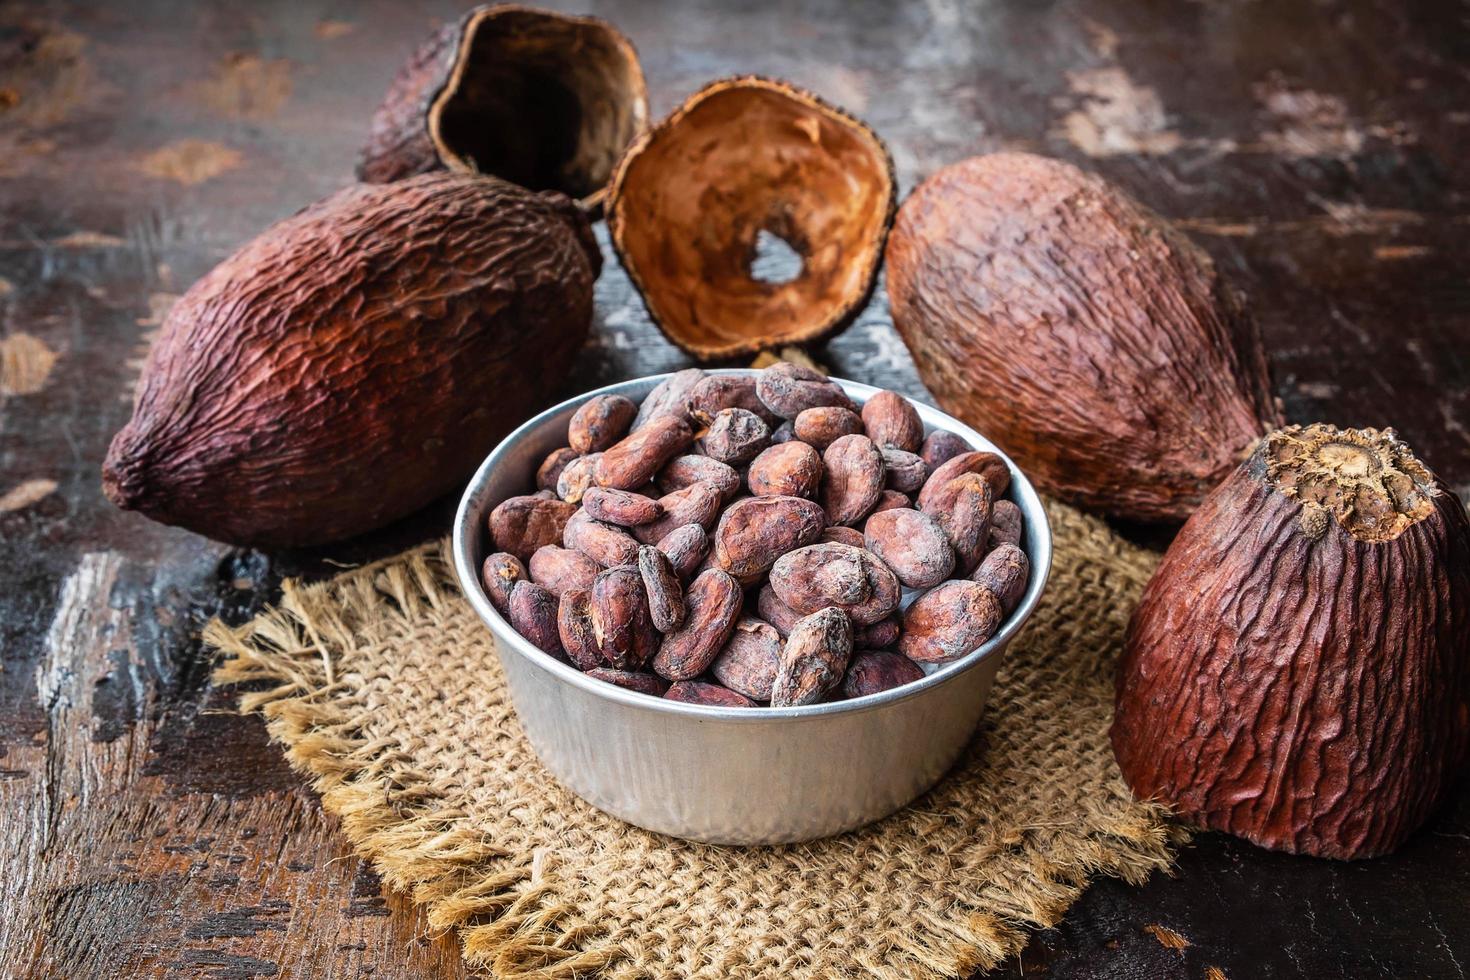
<box><xmin>886</xmin><ymin>152</ymin><xmax>1283</xmax><ymax>523</ymax></box>
<box><xmin>103</xmin><ymin>173</ymin><xmax>598</xmax><ymax>548</ymax></box>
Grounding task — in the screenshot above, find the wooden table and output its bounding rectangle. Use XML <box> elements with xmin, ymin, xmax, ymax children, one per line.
<box><xmin>3</xmin><ymin>1</ymin><xmax>1467</xmax><ymax>976</ymax></box>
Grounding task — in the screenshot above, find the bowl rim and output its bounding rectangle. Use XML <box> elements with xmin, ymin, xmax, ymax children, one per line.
<box><xmin>451</xmin><ymin>369</ymin><xmax>1052</xmax><ymax>723</ymax></box>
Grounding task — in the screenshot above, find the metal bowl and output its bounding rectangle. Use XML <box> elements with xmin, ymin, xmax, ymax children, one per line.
<box><xmin>451</xmin><ymin>371</ymin><xmax>1052</xmax><ymax>844</ymax></box>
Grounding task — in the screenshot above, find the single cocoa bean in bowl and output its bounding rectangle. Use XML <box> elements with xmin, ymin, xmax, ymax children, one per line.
<box><xmin>862</xmin><ymin>390</ymin><xmax>924</xmax><ymax>453</ymax></box>
<box><xmin>709</xmin><ymin>617</ymin><xmax>784</xmax><ymax>701</ymax></box>
<box><xmin>700</xmin><ymin>408</ymin><xmax>771</xmax><ymax>464</ymax></box>
<box><xmin>569</xmin><ymin>394</ymin><xmax>638</xmax><ymax>453</ymax></box>
<box><xmin>657</xmin><ymin>454</ymin><xmax>741</xmax><ymax>501</ymax></box>
<box><xmin>769</xmin><ymin>542</ymin><xmax>900</xmax><ymax>625</ymax></box>
<box><xmin>863</xmin><ymin>508</ymin><xmax>954</xmax><ymax>589</ymax></box>
<box><xmin>747</xmin><ymin>442</ymin><xmax>823</xmax><ymax>499</ymax></box>
<box><xmin>591</xmin><ymin>565</ymin><xmax>658</xmax><ymax>670</ymax></box>
<box><xmin>713</xmin><ymin>495</ymin><xmax>827</xmax><ymax>583</ymax></box>
<box><xmin>898</xmin><ymin>580</ymin><xmax>1002</xmax><ymax>665</ymax></box>
<box><xmin>490</xmin><ymin>495</ymin><xmax>579</xmax><ymax>563</ymax></box>
<box><xmin>821</xmin><ymin>434</ymin><xmax>886</xmax><ymax>526</ymax></box>
<box><xmin>595</xmin><ymin>414</ymin><xmax>694</xmax><ymax>490</ymax></box>
<box><xmin>652</xmin><ymin>568</ymin><xmax>743</xmax><ymax>680</ymax></box>
<box><xmin>793</xmin><ymin>406</ymin><xmax>863</xmax><ymax>450</ymax></box>
<box><xmin>529</xmin><ymin>544</ymin><xmax>601</xmax><ymax>596</ymax></box>
<box><xmin>771</xmin><ymin>607</ymin><xmax>854</xmax><ymax>707</ymax></box>
<box><xmin>582</xmin><ymin>487</ymin><xmax>662</xmax><ymax>526</ymax></box>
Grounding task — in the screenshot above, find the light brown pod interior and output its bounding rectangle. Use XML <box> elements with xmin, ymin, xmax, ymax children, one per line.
<box><xmin>429</xmin><ymin>5</ymin><xmax>647</xmax><ymax>205</ymax></box>
<box><xmin>609</xmin><ymin>77</ymin><xmax>895</xmax><ymax>360</ymax></box>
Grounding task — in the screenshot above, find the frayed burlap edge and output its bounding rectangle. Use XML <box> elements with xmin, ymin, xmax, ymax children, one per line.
<box><xmin>207</xmin><ymin>504</ymin><xmax>1186</xmax><ymax>978</ymax></box>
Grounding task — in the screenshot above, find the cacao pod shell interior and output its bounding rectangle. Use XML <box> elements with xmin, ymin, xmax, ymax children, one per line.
<box><xmin>359</xmin><ymin>4</ymin><xmax>648</xmax><ymax>210</ymax></box>
<box><xmin>103</xmin><ymin>173</ymin><xmax>600</xmax><ymax>548</ymax></box>
<box><xmin>886</xmin><ymin>152</ymin><xmax>1283</xmax><ymax>523</ymax></box>
<box><xmin>1112</xmin><ymin>424</ymin><xmax>1470</xmax><ymax>859</ymax></box>
<box><xmin>607</xmin><ymin>76</ymin><xmax>896</xmax><ymax>361</ymax></box>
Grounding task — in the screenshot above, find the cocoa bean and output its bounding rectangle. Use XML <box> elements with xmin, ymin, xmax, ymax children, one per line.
<box><xmin>769</xmin><ymin>420</ymin><xmax>797</xmax><ymax>444</ymax></box>
<box><xmin>881</xmin><ymin>448</ymin><xmax>928</xmax><ymax>494</ymax></box>
<box><xmin>755</xmin><ymin>361</ymin><xmax>855</xmax><ymax>419</ymax></box>
<box><xmin>756</xmin><ymin>583</ymin><xmax>803</xmax><ymax>637</ymax></box>
<box><xmin>586</xmin><ymin>668</ymin><xmax>669</xmax><ymax>696</ymax></box>
<box><xmin>709</xmin><ymin>617</ymin><xmax>783</xmax><ymax>701</ymax></box>
<box><xmin>820</xmin><ymin>526</ymin><xmax>866</xmax><ymax>548</ymax></box>
<box><xmin>509</xmin><ymin>581</ymin><xmax>564</xmax><ymax>658</ymax></box>
<box><xmin>557</xmin><ymin>588</ymin><xmax>602</xmax><ymax>671</ymax></box>
<box><xmin>528</xmin><ymin>545</ymin><xmax>600</xmax><ymax>596</ymax></box>
<box><xmin>713</xmin><ymin>495</ymin><xmax>827</xmax><ymax>582</ymax></box>
<box><xmin>700</xmin><ymin>408</ymin><xmax>771</xmax><ymax>464</ymax></box>
<box><xmin>657</xmin><ymin>454</ymin><xmax>741</xmax><ymax>501</ymax></box>
<box><xmin>685</xmin><ymin>374</ymin><xmax>780</xmax><ymax>426</ymax></box>
<box><xmin>634</xmin><ymin>368</ymin><xmax>704</xmax><ymax>430</ymax></box>
<box><xmin>842</xmin><ymin>650</ymin><xmax>925</xmax><ymax>699</ymax></box>
<box><xmin>921</xmin><ymin>473</ymin><xmax>994</xmax><ymax>574</ymax></box>
<box><xmin>793</xmin><ymin>406</ymin><xmax>863</xmax><ymax>449</ymax></box>
<box><xmin>771</xmin><ymin>607</ymin><xmax>853</xmax><ymax>706</ymax></box>
<box><xmin>563</xmin><ymin>510</ymin><xmax>641</xmax><ymax>567</ymax></box>
<box><xmin>569</xmin><ymin>393</ymin><xmax>637</xmax><ymax>454</ymax></box>
<box><xmin>870</xmin><ymin>489</ymin><xmax>912</xmax><ymax>515</ymax></box>
<box><xmin>970</xmin><ymin>542</ymin><xmax>1029</xmax><ymax>614</ymax></box>
<box><xmin>556</xmin><ymin>452</ymin><xmax>602</xmax><ymax>503</ymax></box>
<box><xmin>917</xmin><ymin>450</ymin><xmax>1010</xmax><ymax>510</ymax></box>
<box><xmin>638</xmin><ymin>545</ymin><xmax>686</xmax><ymax>632</ymax></box>
<box><xmin>861</xmin><ymin>390</ymin><xmax>924</xmax><ymax>453</ymax></box>
<box><xmin>536</xmin><ymin>446</ymin><xmax>580</xmax><ymax>492</ymax></box>
<box><xmin>920</xmin><ymin>429</ymin><xmax>970</xmax><ymax>471</ymax></box>
<box><xmin>655</xmin><ymin>523</ymin><xmax>709</xmax><ymax>582</ymax></box>
<box><xmin>582</xmin><ymin>487</ymin><xmax>662</xmax><ymax>526</ymax></box>
<box><xmin>633</xmin><ymin>480</ymin><xmax>723</xmax><ymax>544</ymax></box>
<box><xmin>821</xmin><ymin>434</ymin><xmax>885</xmax><ymax>526</ymax></box>
<box><xmin>652</xmin><ymin>568</ymin><xmax>743</xmax><ymax>680</ymax></box>
<box><xmin>480</xmin><ymin>552</ymin><xmax>526</xmax><ymax>615</ymax></box>
<box><xmin>595</xmin><ymin>414</ymin><xmax>694</xmax><ymax>490</ymax></box>
<box><xmin>489</xmin><ymin>495</ymin><xmax>578</xmax><ymax>562</ymax></box>
<box><xmin>863</xmin><ymin>508</ymin><xmax>955</xmax><ymax>588</ymax></box>
<box><xmin>769</xmin><ymin>543</ymin><xmax>901</xmax><ymax>625</ymax></box>
<box><xmin>664</xmin><ymin>680</ymin><xmax>756</xmax><ymax>707</ymax></box>
<box><xmin>746</xmin><ymin>441</ymin><xmax>822</xmax><ymax>499</ymax></box>
<box><xmin>591</xmin><ymin>565</ymin><xmax>657</xmax><ymax>670</ymax></box>
<box><xmin>989</xmin><ymin>499</ymin><xmax>1024</xmax><ymax>550</ymax></box>
<box><xmin>898</xmin><ymin>580</ymin><xmax>1002</xmax><ymax>664</ymax></box>
<box><xmin>855</xmin><ymin>614</ymin><xmax>901</xmax><ymax>649</ymax></box>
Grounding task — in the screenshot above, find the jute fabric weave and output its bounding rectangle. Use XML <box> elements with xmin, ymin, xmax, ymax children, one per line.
<box><xmin>208</xmin><ymin>500</ymin><xmax>1184</xmax><ymax>978</ymax></box>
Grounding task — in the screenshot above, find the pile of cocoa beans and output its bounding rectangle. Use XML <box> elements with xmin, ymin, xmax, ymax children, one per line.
<box><xmin>481</xmin><ymin>362</ymin><xmax>1030</xmax><ymax>707</ymax></box>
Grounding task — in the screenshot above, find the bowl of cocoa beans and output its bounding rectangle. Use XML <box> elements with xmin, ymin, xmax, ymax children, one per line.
<box><xmin>452</xmin><ymin>363</ymin><xmax>1051</xmax><ymax>844</ymax></box>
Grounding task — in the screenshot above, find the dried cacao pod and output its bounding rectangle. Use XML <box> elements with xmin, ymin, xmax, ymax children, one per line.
<box><xmin>887</xmin><ymin>152</ymin><xmax>1283</xmax><ymax>522</ymax></box>
<box><xmin>607</xmin><ymin>78</ymin><xmax>895</xmax><ymax>360</ymax></box>
<box><xmin>103</xmin><ymin>174</ymin><xmax>598</xmax><ymax>547</ymax></box>
<box><xmin>357</xmin><ymin>5</ymin><xmax>647</xmax><ymax>209</ymax></box>
<box><xmin>1113</xmin><ymin>424</ymin><xmax>1470</xmax><ymax>859</ymax></box>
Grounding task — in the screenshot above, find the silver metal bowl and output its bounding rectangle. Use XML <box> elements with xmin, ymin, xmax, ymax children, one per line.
<box><xmin>451</xmin><ymin>371</ymin><xmax>1052</xmax><ymax>844</ymax></box>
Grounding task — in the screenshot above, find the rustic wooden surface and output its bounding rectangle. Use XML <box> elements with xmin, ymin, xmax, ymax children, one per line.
<box><xmin>2</xmin><ymin>0</ymin><xmax>1467</xmax><ymax>977</ymax></box>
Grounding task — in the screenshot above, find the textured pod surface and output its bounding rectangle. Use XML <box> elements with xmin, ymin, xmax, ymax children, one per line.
<box><xmin>103</xmin><ymin>174</ymin><xmax>598</xmax><ymax>547</ymax></box>
<box><xmin>1113</xmin><ymin>424</ymin><xmax>1470</xmax><ymax>859</ymax></box>
<box><xmin>886</xmin><ymin>152</ymin><xmax>1282</xmax><ymax>522</ymax></box>
<box><xmin>357</xmin><ymin>5</ymin><xmax>647</xmax><ymax>208</ymax></box>
<box><xmin>608</xmin><ymin>78</ymin><xmax>896</xmax><ymax>360</ymax></box>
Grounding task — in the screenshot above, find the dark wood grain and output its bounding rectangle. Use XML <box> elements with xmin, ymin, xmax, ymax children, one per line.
<box><xmin>1</xmin><ymin>0</ymin><xmax>1466</xmax><ymax>977</ymax></box>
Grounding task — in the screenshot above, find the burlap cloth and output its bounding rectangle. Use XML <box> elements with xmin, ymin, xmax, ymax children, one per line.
<box><xmin>207</xmin><ymin>500</ymin><xmax>1186</xmax><ymax>978</ymax></box>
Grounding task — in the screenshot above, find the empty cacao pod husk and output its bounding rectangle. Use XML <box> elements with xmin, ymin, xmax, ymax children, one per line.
<box><xmin>358</xmin><ymin>4</ymin><xmax>647</xmax><ymax>210</ymax></box>
<box><xmin>886</xmin><ymin>152</ymin><xmax>1283</xmax><ymax>523</ymax></box>
<box><xmin>1113</xmin><ymin>424</ymin><xmax>1470</xmax><ymax>859</ymax></box>
<box><xmin>607</xmin><ymin>76</ymin><xmax>896</xmax><ymax>361</ymax></box>
<box><xmin>103</xmin><ymin>172</ymin><xmax>600</xmax><ymax>548</ymax></box>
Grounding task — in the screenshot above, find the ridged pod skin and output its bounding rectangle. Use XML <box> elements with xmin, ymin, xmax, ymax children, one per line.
<box><xmin>357</xmin><ymin>4</ymin><xmax>647</xmax><ymax>210</ymax></box>
<box><xmin>886</xmin><ymin>152</ymin><xmax>1283</xmax><ymax>523</ymax></box>
<box><xmin>1113</xmin><ymin>425</ymin><xmax>1470</xmax><ymax>859</ymax></box>
<box><xmin>607</xmin><ymin>76</ymin><xmax>896</xmax><ymax>360</ymax></box>
<box><xmin>103</xmin><ymin>172</ymin><xmax>600</xmax><ymax>548</ymax></box>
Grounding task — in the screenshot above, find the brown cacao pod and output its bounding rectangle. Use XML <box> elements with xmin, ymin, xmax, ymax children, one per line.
<box><xmin>357</xmin><ymin>5</ymin><xmax>647</xmax><ymax>210</ymax></box>
<box><xmin>607</xmin><ymin>77</ymin><xmax>895</xmax><ymax>360</ymax></box>
<box><xmin>886</xmin><ymin>152</ymin><xmax>1283</xmax><ymax>523</ymax></box>
<box><xmin>1113</xmin><ymin>424</ymin><xmax>1470</xmax><ymax>859</ymax></box>
<box><xmin>103</xmin><ymin>173</ymin><xmax>598</xmax><ymax>547</ymax></box>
